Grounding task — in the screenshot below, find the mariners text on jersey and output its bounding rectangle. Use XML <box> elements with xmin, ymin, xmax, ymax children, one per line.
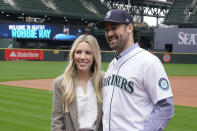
<box><xmin>103</xmin><ymin>74</ymin><xmax>134</xmax><ymax>93</ymax></box>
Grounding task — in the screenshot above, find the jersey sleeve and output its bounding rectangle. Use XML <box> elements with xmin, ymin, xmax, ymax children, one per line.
<box><xmin>142</xmin><ymin>97</ymin><xmax>174</xmax><ymax>131</ymax></box>
<box><xmin>143</xmin><ymin>58</ymin><xmax>173</xmax><ymax>104</ymax></box>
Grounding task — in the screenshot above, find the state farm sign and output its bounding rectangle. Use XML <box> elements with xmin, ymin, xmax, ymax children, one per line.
<box><xmin>5</xmin><ymin>49</ymin><xmax>43</xmax><ymax>60</ymax></box>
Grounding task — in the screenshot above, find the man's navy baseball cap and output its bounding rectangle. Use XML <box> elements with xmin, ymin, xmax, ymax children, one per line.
<box><xmin>96</xmin><ymin>9</ymin><xmax>133</xmax><ymax>29</ymax></box>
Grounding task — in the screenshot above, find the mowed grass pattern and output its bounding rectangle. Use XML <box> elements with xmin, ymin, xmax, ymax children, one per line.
<box><xmin>0</xmin><ymin>61</ymin><xmax>67</xmax><ymax>82</ymax></box>
<box><xmin>0</xmin><ymin>85</ymin><xmax>52</xmax><ymax>131</ymax></box>
<box><xmin>0</xmin><ymin>61</ymin><xmax>109</xmax><ymax>82</ymax></box>
<box><xmin>165</xmin><ymin>106</ymin><xmax>197</xmax><ymax>131</ymax></box>
<box><xmin>0</xmin><ymin>61</ymin><xmax>197</xmax><ymax>130</ymax></box>
<box><xmin>164</xmin><ymin>63</ymin><xmax>197</xmax><ymax>76</ymax></box>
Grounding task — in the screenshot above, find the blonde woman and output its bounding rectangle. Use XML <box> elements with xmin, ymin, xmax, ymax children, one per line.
<box><xmin>51</xmin><ymin>35</ymin><xmax>104</xmax><ymax>131</ymax></box>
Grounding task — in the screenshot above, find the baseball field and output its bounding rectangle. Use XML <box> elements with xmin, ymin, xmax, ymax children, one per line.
<box><xmin>0</xmin><ymin>61</ymin><xmax>197</xmax><ymax>131</ymax></box>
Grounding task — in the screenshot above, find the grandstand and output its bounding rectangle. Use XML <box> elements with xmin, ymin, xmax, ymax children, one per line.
<box><xmin>0</xmin><ymin>0</ymin><xmax>173</xmax><ymax>51</ymax></box>
<box><xmin>0</xmin><ymin>0</ymin><xmax>108</xmax><ymax>23</ymax></box>
<box><xmin>0</xmin><ymin>0</ymin><xmax>197</xmax><ymax>53</ymax></box>
<box><xmin>0</xmin><ymin>0</ymin><xmax>109</xmax><ymax>50</ymax></box>
<box><xmin>188</xmin><ymin>0</ymin><xmax>197</xmax><ymax>23</ymax></box>
<box><xmin>155</xmin><ymin>0</ymin><xmax>197</xmax><ymax>53</ymax></box>
<box><xmin>164</xmin><ymin>0</ymin><xmax>197</xmax><ymax>26</ymax></box>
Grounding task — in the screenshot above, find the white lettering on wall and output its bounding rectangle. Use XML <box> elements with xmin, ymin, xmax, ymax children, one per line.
<box><xmin>178</xmin><ymin>32</ymin><xmax>197</xmax><ymax>45</ymax></box>
<box><xmin>17</xmin><ymin>52</ymin><xmax>39</xmax><ymax>57</ymax></box>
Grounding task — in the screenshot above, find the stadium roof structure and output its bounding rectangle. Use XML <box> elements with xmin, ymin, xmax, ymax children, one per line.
<box><xmin>105</xmin><ymin>0</ymin><xmax>172</xmax><ymax>17</ymax></box>
<box><xmin>0</xmin><ymin>0</ymin><xmax>109</xmax><ymax>25</ymax></box>
<box><xmin>104</xmin><ymin>0</ymin><xmax>172</xmax><ymax>25</ymax></box>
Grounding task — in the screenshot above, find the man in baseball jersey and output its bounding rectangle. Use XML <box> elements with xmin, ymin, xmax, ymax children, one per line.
<box><xmin>96</xmin><ymin>9</ymin><xmax>174</xmax><ymax>131</ymax></box>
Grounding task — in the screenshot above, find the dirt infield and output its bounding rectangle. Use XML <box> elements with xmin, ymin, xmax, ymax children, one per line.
<box><xmin>0</xmin><ymin>76</ymin><xmax>196</xmax><ymax>107</ymax></box>
<box><xmin>0</xmin><ymin>79</ymin><xmax>54</xmax><ymax>91</ymax></box>
<box><xmin>168</xmin><ymin>76</ymin><xmax>197</xmax><ymax>107</ymax></box>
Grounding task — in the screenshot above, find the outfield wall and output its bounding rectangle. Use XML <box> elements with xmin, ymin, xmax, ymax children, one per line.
<box><xmin>153</xmin><ymin>52</ymin><xmax>197</xmax><ymax>64</ymax></box>
<box><xmin>0</xmin><ymin>48</ymin><xmax>197</xmax><ymax>64</ymax></box>
<box><xmin>154</xmin><ymin>28</ymin><xmax>197</xmax><ymax>53</ymax></box>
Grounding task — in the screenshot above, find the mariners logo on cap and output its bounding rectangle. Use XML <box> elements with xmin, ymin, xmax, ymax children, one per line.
<box><xmin>126</xmin><ymin>18</ymin><xmax>129</xmax><ymax>23</ymax></box>
<box><xmin>159</xmin><ymin>78</ymin><xmax>169</xmax><ymax>90</ymax></box>
<box><xmin>105</xmin><ymin>11</ymin><xmax>111</xmax><ymax>18</ymax></box>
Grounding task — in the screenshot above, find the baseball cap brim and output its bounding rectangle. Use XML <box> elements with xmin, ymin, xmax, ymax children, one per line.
<box><xmin>96</xmin><ymin>20</ymin><xmax>127</xmax><ymax>29</ymax></box>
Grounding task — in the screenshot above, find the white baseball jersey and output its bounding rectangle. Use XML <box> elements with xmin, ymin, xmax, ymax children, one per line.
<box><xmin>102</xmin><ymin>47</ymin><xmax>173</xmax><ymax>131</ymax></box>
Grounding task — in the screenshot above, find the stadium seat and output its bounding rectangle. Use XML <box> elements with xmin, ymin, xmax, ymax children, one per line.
<box><xmin>0</xmin><ymin>0</ymin><xmax>107</xmax><ymax>21</ymax></box>
<box><xmin>164</xmin><ymin>0</ymin><xmax>193</xmax><ymax>25</ymax></box>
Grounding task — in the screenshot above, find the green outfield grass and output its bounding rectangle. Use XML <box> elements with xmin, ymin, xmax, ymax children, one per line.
<box><xmin>165</xmin><ymin>105</ymin><xmax>197</xmax><ymax>131</ymax></box>
<box><xmin>0</xmin><ymin>61</ymin><xmax>197</xmax><ymax>130</ymax></box>
<box><xmin>164</xmin><ymin>63</ymin><xmax>197</xmax><ymax>76</ymax></box>
<box><xmin>0</xmin><ymin>85</ymin><xmax>52</xmax><ymax>131</ymax></box>
<box><xmin>0</xmin><ymin>61</ymin><xmax>67</xmax><ymax>82</ymax></box>
<box><xmin>0</xmin><ymin>61</ymin><xmax>197</xmax><ymax>82</ymax></box>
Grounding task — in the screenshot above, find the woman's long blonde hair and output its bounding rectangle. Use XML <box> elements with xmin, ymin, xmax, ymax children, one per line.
<box><xmin>62</xmin><ymin>35</ymin><xmax>103</xmax><ymax>112</ymax></box>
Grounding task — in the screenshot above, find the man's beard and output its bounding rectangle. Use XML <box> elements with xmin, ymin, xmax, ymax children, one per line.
<box><xmin>108</xmin><ymin>34</ymin><xmax>129</xmax><ymax>52</ymax></box>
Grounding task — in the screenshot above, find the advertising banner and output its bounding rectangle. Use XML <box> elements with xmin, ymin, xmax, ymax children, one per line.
<box><xmin>0</xmin><ymin>22</ymin><xmax>83</xmax><ymax>41</ymax></box>
<box><xmin>4</xmin><ymin>49</ymin><xmax>44</xmax><ymax>60</ymax></box>
<box><xmin>154</xmin><ymin>28</ymin><xmax>197</xmax><ymax>53</ymax></box>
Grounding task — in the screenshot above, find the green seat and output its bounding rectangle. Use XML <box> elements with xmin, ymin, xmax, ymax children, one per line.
<box><xmin>0</xmin><ymin>0</ymin><xmax>108</xmax><ymax>21</ymax></box>
<box><xmin>164</xmin><ymin>0</ymin><xmax>193</xmax><ymax>25</ymax></box>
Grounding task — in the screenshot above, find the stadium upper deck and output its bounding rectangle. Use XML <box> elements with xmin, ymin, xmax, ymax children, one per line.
<box><xmin>0</xmin><ymin>0</ymin><xmax>109</xmax><ymax>24</ymax></box>
<box><xmin>164</xmin><ymin>0</ymin><xmax>197</xmax><ymax>25</ymax></box>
